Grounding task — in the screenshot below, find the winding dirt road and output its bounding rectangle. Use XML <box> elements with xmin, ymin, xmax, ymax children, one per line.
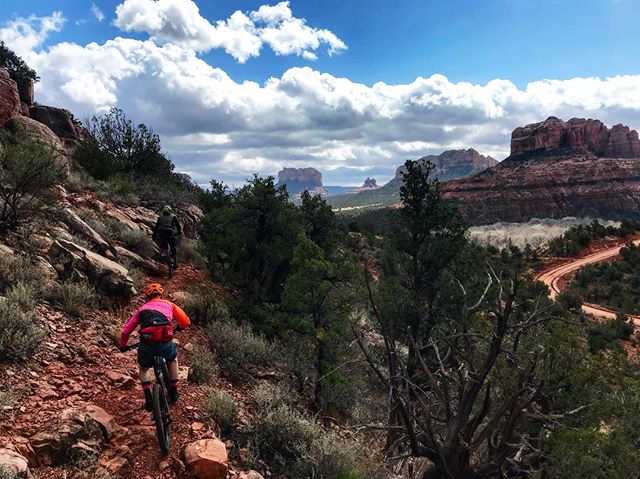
<box><xmin>535</xmin><ymin>239</ymin><xmax>640</xmax><ymax>322</ymax></box>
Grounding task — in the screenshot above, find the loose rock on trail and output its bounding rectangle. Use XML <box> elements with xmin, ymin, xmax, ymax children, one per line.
<box><xmin>0</xmin><ymin>264</ymin><xmax>241</xmax><ymax>479</ymax></box>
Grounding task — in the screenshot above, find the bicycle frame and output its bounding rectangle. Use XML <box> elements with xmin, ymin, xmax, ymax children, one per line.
<box><xmin>121</xmin><ymin>343</ymin><xmax>173</xmax><ymax>454</ymax></box>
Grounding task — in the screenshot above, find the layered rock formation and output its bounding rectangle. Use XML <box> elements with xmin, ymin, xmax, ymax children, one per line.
<box><xmin>28</xmin><ymin>105</ymin><xmax>86</xmax><ymax>149</ymax></box>
<box><xmin>277</xmin><ymin>167</ymin><xmax>328</xmax><ymax>196</ymax></box>
<box><xmin>511</xmin><ymin>116</ymin><xmax>640</xmax><ymax>158</ymax></box>
<box><xmin>362</xmin><ymin>177</ymin><xmax>378</xmax><ymax>189</ymax></box>
<box><xmin>444</xmin><ymin>118</ymin><xmax>640</xmax><ymax>224</ymax></box>
<box><xmin>395</xmin><ymin>149</ymin><xmax>498</xmax><ymax>180</ymax></box>
<box><xmin>0</xmin><ymin>69</ymin><xmax>20</xmax><ymax>125</ymax></box>
<box><xmin>328</xmin><ymin>149</ymin><xmax>497</xmax><ymax>209</ymax></box>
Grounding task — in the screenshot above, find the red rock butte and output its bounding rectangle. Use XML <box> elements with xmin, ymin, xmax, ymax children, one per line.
<box><xmin>511</xmin><ymin>116</ymin><xmax>640</xmax><ymax>158</ymax></box>
<box><xmin>443</xmin><ymin>117</ymin><xmax>640</xmax><ymax>225</ymax></box>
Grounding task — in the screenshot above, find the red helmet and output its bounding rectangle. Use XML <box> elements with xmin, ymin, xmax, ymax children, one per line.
<box><xmin>144</xmin><ymin>283</ymin><xmax>164</xmax><ymax>297</ymax></box>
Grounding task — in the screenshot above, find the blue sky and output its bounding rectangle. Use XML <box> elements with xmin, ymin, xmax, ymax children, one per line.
<box><xmin>1</xmin><ymin>0</ymin><xmax>640</xmax><ymax>186</ymax></box>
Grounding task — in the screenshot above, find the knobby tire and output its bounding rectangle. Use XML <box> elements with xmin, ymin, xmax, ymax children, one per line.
<box><xmin>152</xmin><ymin>382</ymin><xmax>171</xmax><ymax>455</ymax></box>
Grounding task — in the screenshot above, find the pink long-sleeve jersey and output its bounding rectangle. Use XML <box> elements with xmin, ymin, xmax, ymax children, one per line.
<box><xmin>120</xmin><ymin>298</ymin><xmax>191</xmax><ymax>348</ymax></box>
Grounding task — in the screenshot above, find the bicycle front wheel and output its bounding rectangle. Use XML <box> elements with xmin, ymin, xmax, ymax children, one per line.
<box><xmin>152</xmin><ymin>382</ymin><xmax>171</xmax><ymax>454</ymax></box>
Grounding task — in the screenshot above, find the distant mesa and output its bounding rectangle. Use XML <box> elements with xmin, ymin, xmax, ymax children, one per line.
<box><xmin>394</xmin><ymin>149</ymin><xmax>497</xmax><ymax>180</ymax></box>
<box><xmin>277</xmin><ymin>167</ymin><xmax>328</xmax><ymax>197</ymax></box>
<box><xmin>511</xmin><ymin>116</ymin><xmax>640</xmax><ymax>158</ymax></box>
<box><xmin>444</xmin><ymin>117</ymin><xmax>640</xmax><ymax>224</ymax></box>
<box><xmin>361</xmin><ymin>177</ymin><xmax>378</xmax><ymax>189</ymax></box>
<box><xmin>327</xmin><ymin>149</ymin><xmax>497</xmax><ymax>210</ymax></box>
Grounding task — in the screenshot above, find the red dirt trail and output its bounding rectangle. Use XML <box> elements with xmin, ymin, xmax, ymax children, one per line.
<box><xmin>0</xmin><ymin>264</ymin><xmax>244</xmax><ymax>479</ymax></box>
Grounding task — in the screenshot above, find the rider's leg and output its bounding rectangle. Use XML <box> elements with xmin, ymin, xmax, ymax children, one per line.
<box><xmin>168</xmin><ymin>237</ymin><xmax>178</xmax><ymax>268</ymax></box>
<box><xmin>138</xmin><ymin>346</ymin><xmax>154</xmax><ymax>411</ymax></box>
<box><xmin>167</xmin><ymin>359</ymin><xmax>180</xmax><ymax>403</ymax></box>
<box><xmin>139</xmin><ymin>366</ymin><xmax>153</xmax><ymax>411</ymax></box>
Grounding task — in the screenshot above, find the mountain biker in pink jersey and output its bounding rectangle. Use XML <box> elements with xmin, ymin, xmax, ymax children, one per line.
<box><xmin>119</xmin><ymin>283</ymin><xmax>191</xmax><ymax>411</ymax></box>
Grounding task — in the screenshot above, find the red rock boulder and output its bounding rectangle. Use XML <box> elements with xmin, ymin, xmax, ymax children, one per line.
<box><xmin>0</xmin><ymin>69</ymin><xmax>21</xmax><ymax>125</ymax></box>
<box><xmin>0</xmin><ymin>448</ymin><xmax>33</xmax><ymax>478</ymax></box>
<box><xmin>17</xmin><ymin>78</ymin><xmax>34</xmax><ymax>106</ymax></box>
<box><xmin>184</xmin><ymin>439</ymin><xmax>228</xmax><ymax>479</ymax></box>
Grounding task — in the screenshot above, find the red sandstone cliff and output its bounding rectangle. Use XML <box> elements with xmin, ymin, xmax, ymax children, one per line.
<box><xmin>444</xmin><ymin>117</ymin><xmax>640</xmax><ymax>225</ymax></box>
<box><xmin>510</xmin><ymin>116</ymin><xmax>640</xmax><ymax>158</ymax></box>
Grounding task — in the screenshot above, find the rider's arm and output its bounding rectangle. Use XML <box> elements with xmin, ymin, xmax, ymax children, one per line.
<box><xmin>173</xmin><ymin>216</ymin><xmax>182</xmax><ymax>235</ymax></box>
<box><xmin>152</xmin><ymin>218</ymin><xmax>160</xmax><ymax>240</ymax></box>
<box><xmin>119</xmin><ymin>309</ymin><xmax>141</xmax><ymax>348</ymax></box>
<box><xmin>170</xmin><ymin>303</ymin><xmax>191</xmax><ymax>329</ymax></box>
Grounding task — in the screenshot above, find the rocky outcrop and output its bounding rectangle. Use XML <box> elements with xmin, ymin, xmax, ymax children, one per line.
<box><xmin>60</xmin><ymin>207</ymin><xmax>111</xmax><ymax>253</ymax></box>
<box><xmin>113</xmin><ymin>245</ymin><xmax>164</xmax><ymax>275</ymax></box>
<box><xmin>395</xmin><ymin>149</ymin><xmax>498</xmax><ymax>180</ymax></box>
<box><xmin>4</xmin><ymin>116</ymin><xmax>70</xmax><ymax>178</ymax></box>
<box><xmin>0</xmin><ymin>69</ymin><xmax>21</xmax><ymax>126</ymax></box>
<box><xmin>184</xmin><ymin>439</ymin><xmax>228</xmax><ymax>479</ymax></box>
<box><xmin>17</xmin><ymin>78</ymin><xmax>34</xmax><ymax>106</ymax></box>
<box><xmin>30</xmin><ymin>404</ymin><xmax>115</xmax><ymax>466</ymax></box>
<box><xmin>0</xmin><ymin>448</ymin><xmax>32</xmax><ymax>478</ymax></box>
<box><xmin>49</xmin><ymin>239</ymin><xmax>136</xmax><ymax>298</ymax></box>
<box><xmin>277</xmin><ymin>167</ymin><xmax>328</xmax><ymax>196</ymax></box>
<box><xmin>444</xmin><ymin>119</ymin><xmax>640</xmax><ymax>224</ymax></box>
<box><xmin>28</xmin><ymin>105</ymin><xmax>86</xmax><ymax>149</ymax></box>
<box><xmin>511</xmin><ymin>116</ymin><xmax>640</xmax><ymax>158</ymax></box>
<box><xmin>362</xmin><ymin>177</ymin><xmax>378</xmax><ymax>189</ymax></box>
<box><xmin>178</xmin><ymin>204</ymin><xmax>205</xmax><ymax>238</ymax></box>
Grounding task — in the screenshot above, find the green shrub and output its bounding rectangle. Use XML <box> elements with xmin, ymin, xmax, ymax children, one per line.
<box><xmin>0</xmin><ymin>295</ymin><xmax>44</xmax><ymax>362</ymax></box>
<box><xmin>117</xmin><ymin>227</ymin><xmax>155</xmax><ymax>257</ymax></box>
<box><xmin>83</xmin><ymin>215</ymin><xmax>154</xmax><ymax>257</ymax></box>
<box><xmin>188</xmin><ymin>344</ymin><xmax>218</xmax><ymax>385</ymax></box>
<box><xmin>252</xmin><ymin>382</ymin><xmax>292</xmax><ymax>413</ymax></box>
<box><xmin>5</xmin><ymin>282</ymin><xmax>37</xmax><ymax>311</ymax></box>
<box><xmin>588</xmin><ymin>315</ymin><xmax>634</xmax><ymax>353</ymax></box>
<box><xmin>0</xmin><ymin>128</ymin><xmax>64</xmax><ymax>230</ymax></box>
<box><xmin>304</xmin><ymin>433</ymin><xmax>367</xmax><ymax>479</ymax></box>
<box><xmin>0</xmin><ymin>41</ymin><xmax>39</xmax><ymax>84</ymax></box>
<box><xmin>74</xmin><ymin>108</ymin><xmax>174</xmax><ymax>180</ymax></box>
<box><xmin>203</xmin><ymin>390</ymin><xmax>238</xmax><ymax>436</ymax></box>
<box><xmin>205</xmin><ymin>320</ymin><xmax>273</xmax><ymax>381</ymax></box>
<box><xmin>0</xmin><ymin>255</ymin><xmax>41</xmax><ymax>293</ymax></box>
<box><xmin>183</xmin><ymin>286</ymin><xmax>229</xmax><ymax>325</ymax></box>
<box><xmin>45</xmin><ymin>280</ymin><xmax>93</xmax><ymax>317</ymax></box>
<box><xmin>0</xmin><ymin>465</ymin><xmax>17</xmax><ymax>479</ymax></box>
<box><xmin>123</xmin><ymin>263</ymin><xmax>145</xmax><ymax>291</ymax></box>
<box><xmin>95</xmin><ymin>174</ymin><xmax>140</xmax><ymax>206</ymax></box>
<box><xmin>251</xmin><ymin>403</ymin><xmax>366</xmax><ymax>478</ymax></box>
<box><xmin>178</xmin><ymin>239</ymin><xmax>207</xmax><ymax>270</ymax></box>
<box><xmin>558</xmin><ymin>289</ymin><xmax>584</xmax><ymax>313</ymax></box>
<box><xmin>64</xmin><ymin>168</ymin><xmax>100</xmax><ymax>193</ymax></box>
<box><xmin>251</xmin><ymin>405</ymin><xmax>317</xmax><ymax>469</ymax></box>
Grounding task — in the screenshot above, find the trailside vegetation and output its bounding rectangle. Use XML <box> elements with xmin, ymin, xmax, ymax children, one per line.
<box><xmin>196</xmin><ymin>159</ymin><xmax>640</xmax><ymax>478</ymax></box>
<box><xmin>71</xmin><ymin>108</ymin><xmax>202</xmax><ymax>209</ymax></box>
<box><xmin>547</xmin><ymin>219</ymin><xmax>640</xmax><ymax>257</ymax></box>
<box><xmin>0</xmin><ymin>127</ymin><xmax>65</xmax><ymax>230</ymax></box>
<box><xmin>569</xmin><ymin>242</ymin><xmax>640</xmax><ymax>315</ymax></box>
<box><xmin>0</xmin><ymin>41</ymin><xmax>39</xmax><ymax>85</ymax></box>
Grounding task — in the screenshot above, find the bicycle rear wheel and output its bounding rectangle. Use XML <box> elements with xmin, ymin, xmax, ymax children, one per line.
<box><xmin>152</xmin><ymin>382</ymin><xmax>171</xmax><ymax>454</ymax></box>
<box><xmin>167</xmin><ymin>257</ymin><xmax>173</xmax><ymax>278</ymax></box>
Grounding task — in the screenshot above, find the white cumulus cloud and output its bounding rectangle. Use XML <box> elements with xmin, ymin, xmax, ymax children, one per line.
<box><xmin>91</xmin><ymin>4</ymin><xmax>105</xmax><ymax>22</ymax></box>
<box><xmin>0</xmin><ymin>11</ymin><xmax>65</xmax><ymax>57</ymax></box>
<box><xmin>3</xmin><ymin>11</ymin><xmax>640</xmax><ymax>186</ymax></box>
<box><xmin>113</xmin><ymin>0</ymin><xmax>346</xmax><ymax>63</ymax></box>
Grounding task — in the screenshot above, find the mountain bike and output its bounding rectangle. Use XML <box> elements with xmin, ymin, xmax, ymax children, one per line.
<box><xmin>156</xmin><ymin>236</ymin><xmax>177</xmax><ymax>278</ymax></box>
<box><xmin>158</xmin><ymin>241</ymin><xmax>174</xmax><ymax>278</ymax></box>
<box><xmin>121</xmin><ymin>343</ymin><xmax>172</xmax><ymax>454</ymax></box>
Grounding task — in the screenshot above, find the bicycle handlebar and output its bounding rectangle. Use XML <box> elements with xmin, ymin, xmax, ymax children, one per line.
<box><xmin>120</xmin><ymin>343</ymin><xmax>140</xmax><ymax>352</ymax></box>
